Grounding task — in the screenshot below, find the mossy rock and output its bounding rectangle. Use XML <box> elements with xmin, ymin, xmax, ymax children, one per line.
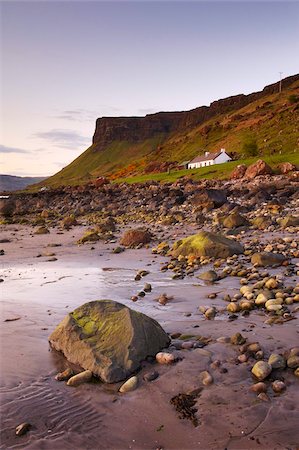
<box><xmin>278</xmin><ymin>216</ymin><xmax>299</xmax><ymax>228</ymax></box>
<box><xmin>77</xmin><ymin>230</ymin><xmax>100</xmax><ymax>244</ymax></box>
<box><xmin>171</xmin><ymin>231</ymin><xmax>244</xmax><ymax>259</ymax></box>
<box><xmin>49</xmin><ymin>300</ymin><xmax>170</xmax><ymax>383</ymax></box>
<box><xmin>251</xmin><ymin>216</ymin><xmax>273</xmax><ymax>230</ymax></box>
<box><xmin>34</xmin><ymin>226</ymin><xmax>50</xmax><ymax>235</ymax></box>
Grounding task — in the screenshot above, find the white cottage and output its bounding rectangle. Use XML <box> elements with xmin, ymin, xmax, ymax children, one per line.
<box><xmin>188</xmin><ymin>148</ymin><xmax>232</xmax><ymax>169</ymax></box>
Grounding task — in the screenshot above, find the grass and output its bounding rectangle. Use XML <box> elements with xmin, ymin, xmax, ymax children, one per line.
<box><xmin>114</xmin><ymin>152</ymin><xmax>299</xmax><ymax>184</ymax></box>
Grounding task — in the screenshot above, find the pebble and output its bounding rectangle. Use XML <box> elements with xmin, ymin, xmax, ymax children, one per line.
<box><xmin>16</xmin><ymin>422</ymin><xmax>31</xmax><ymax>436</ymax></box>
<box><xmin>250</xmin><ymin>382</ymin><xmax>267</xmax><ymax>394</ymax></box>
<box><xmin>268</xmin><ymin>353</ymin><xmax>286</xmax><ymax>369</ymax></box>
<box><xmin>119</xmin><ymin>376</ymin><xmax>138</xmax><ymax>393</ymax></box>
<box><xmin>67</xmin><ymin>370</ymin><xmax>92</xmax><ymax>386</ymax></box>
<box><xmin>143</xmin><ymin>371</ymin><xmax>159</xmax><ymax>382</ymax></box>
<box><xmin>143</xmin><ymin>283</ymin><xmax>152</xmax><ymax>292</ymax></box>
<box><xmin>287</xmin><ymin>355</ymin><xmax>299</xmax><ymax>369</ymax></box>
<box><xmin>272</xmin><ymin>380</ymin><xmax>286</xmax><ymax>393</ymax></box>
<box><xmin>200</xmin><ymin>370</ymin><xmax>213</xmax><ymax>386</ymax></box>
<box><xmin>251</xmin><ymin>361</ymin><xmax>272</xmax><ymax>381</ymax></box>
<box><xmin>230</xmin><ymin>333</ymin><xmax>246</xmax><ymax>345</ymax></box>
<box><xmin>204</xmin><ymin>307</ymin><xmax>217</xmax><ymax>319</ymax></box>
<box><xmin>55</xmin><ymin>368</ymin><xmax>74</xmax><ymax>381</ymax></box>
<box><xmin>227</xmin><ymin>302</ymin><xmax>240</xmax><ymax>313</ymax></box>
<box><xmin>257</xmin><ymin>392</ymin><xmax>270</xmax><ymax>402</ymax></box>
<box><xmin>156</xmin><ymin>352</ymin><xmax>175</xmax><ymax>364</ymax></box>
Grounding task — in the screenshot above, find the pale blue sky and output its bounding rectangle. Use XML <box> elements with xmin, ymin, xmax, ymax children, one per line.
<box><xmin>1</xmin><ymin>1</ymin><xmax>299</xmax><ymax>176</ymax></box>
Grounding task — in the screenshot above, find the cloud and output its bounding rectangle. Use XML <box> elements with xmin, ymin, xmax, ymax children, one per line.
<box><xmin>34</xmin><ymin>129</ymin><xmax>90</xmax><ymax>149</ymax></box>
<box><xmin>0</xmin><ymin>144</ymin><xmax>30</xmax><ymax>154</ymax></box>
<box><xmin>53</xmin><ymin>106</ymin><xmax>122</xmax><ymax>122</ymax></box>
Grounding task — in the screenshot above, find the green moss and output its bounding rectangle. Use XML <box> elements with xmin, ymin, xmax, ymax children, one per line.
<box><xmin>172</xmin><ymin>231</ymin><xmax>243</xmax><ymax>258</ymax></box>
<box><xmin>77</xmin><ymin>230</ymin><xmax>100</xmax><ymax>244</ymax></box>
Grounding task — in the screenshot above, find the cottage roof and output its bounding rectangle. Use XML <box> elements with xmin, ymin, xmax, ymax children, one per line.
<box><xmin>189</xmin><ymin>151</ymin><xmax>223</xmax><ymax>164</ymax></box>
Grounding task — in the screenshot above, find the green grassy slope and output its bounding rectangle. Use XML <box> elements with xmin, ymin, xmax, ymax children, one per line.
<box><xmin>43</xmin><ymin>79</ymin><xmax>299</xmax><ymax>187</ymax></box>
<box><xmin>114</xmin><ymin>152</ymin><xmax>299</xmax><ymax>184</ymax></box>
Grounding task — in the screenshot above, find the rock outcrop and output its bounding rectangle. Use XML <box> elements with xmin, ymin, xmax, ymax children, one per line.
<box><xmin>49</xmin><ymin>300</ymin><xmax>170</xmax><ymax>383</ymax></box>
<box><xmin>245</xmin><ymin>160</ymin><xmax>273</xmax><ymax>179</ymax></box>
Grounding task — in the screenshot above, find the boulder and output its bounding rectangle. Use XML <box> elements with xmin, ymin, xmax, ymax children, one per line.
<box><xmin>191</xmin><ymin>189</ymin><xmax>227</xmax><ymax>209</ymax></box>
<box><xmin>278</xmin><ymin>216</ymin><xmax>299</xmax><ymax>228</ymax></box>
<box><xmin>278</xmin><ymin>162</ymin><xmax>296</xmax><ymax>174</ymax></box>
<box><xmin>251</xmin><ymin>216</ymin><xmax>273</xmax><ymax>230</ymax></box>
<box><xmin>120</xmin><ymin>228</ymin><xmax>152</xmax><ymax>247</ymax></box>
<box><xmin>251</xmin><ymin>252</ymin><xmax>287</xmax><ymax>267</ymax></box>
<box><xmin>49</xmin><ymin>300</ymin><xmax>170</xmax><ymax>383</ymax></box>
<box><xmin>222</xmin><ymin>212</ymin><xmax>249</xmax><ymax>229</ymax></box>
<box><xmin>171</xmin><ymin>231</ymin><xmax>244</xmax><ymax>259</ymax></box>
<box><xmin>245</xmin><ymin>160</ymin><xmax>273</xmax><ymax>179</ymax></box>
<box><xmin>230</xmin><ymin>164</ymin><xmax>247</xmax><ymax>180</ymax></box>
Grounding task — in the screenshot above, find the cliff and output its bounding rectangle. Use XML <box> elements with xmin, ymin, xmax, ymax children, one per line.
<box><xmin>93</xmin><ymin>74</ymin><xmax>299</xmax><ymax>148</ymax></box>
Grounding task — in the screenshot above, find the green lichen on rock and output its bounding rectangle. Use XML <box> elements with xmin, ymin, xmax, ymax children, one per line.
<box><xmin>171</xmin><ymin>231</ymin><xmax>244</xmax><ymax>259</ymax></box>
<box><xmin>77</xmin><ymin>230</ymin><xmax>100</xmax><ymax>244</ymax></box>
<box><xmin>49</xmin><ymin>300</ymin><xmax>170</xmax><ymax>383</ymax></box>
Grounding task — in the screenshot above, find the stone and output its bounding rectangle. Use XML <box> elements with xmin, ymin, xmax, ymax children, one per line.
<box><xmin>77</xmin><ymin>230</ymin><xmax>100</xmax><ymax>244</ymax></box>
<box><xmin>143</xmin><ymin>371</ymin><xmax>159</xmax><ymax>382</ymax></box>
<box><xmin>251</xmin><ymin>252</ymin><xmax>287</xmax><ymax>267</ymax></box>
<box><xmin>156</xmin><ymin>352</ymin><xmax>176</xmax><ymax>364</ymax></box>
<box><xmin>272</xmin><ymin>380</ymin><xmax>286</xmax><ymax>393</ymax></box>
<box><xmin>143</xmin><ymin>283</ymin><xmax>152</xmax><ymax>292</ymax></box>
<box><xmin>250</xmin><ymin>382</ymin><xmax>267</xmax><ymax>394</ymax></box>
<box><xmin>67</xmin><ymin>370</ymin><xmax>93</xmax><ymax>386</ymax></box>
<box><xmin>251</xmin><ymin>216</ymin><xmax>273</xmax><ymax>230</ymax></box>
<box><xmin>230</xmin><ymin>332</ymin><xmax>246</xmax><ymax>345</ymax></box>
<box><xmin>200</xmin><ymin>371</ymin><xmax>213</xmax><ymax>386</ymax></box>
<box><xmin>55</xmin><ymin>368</ymin><xmax>74</xmax><ymax>381</ymax></box>
<box><xmin>227</xmin><ymin>302</ymin><xmax>240</xmax><ymax>313</ymax></box>
<box><xmin>278</xmin><ymin>162</ymin><xmax>296</xmax><ymax>174</ymax></box>
<box><xmin>120</xmin><ymin>228</ymin><xmax>152</xmax><ymax>247</ymax></box>
<box><xmin>268</xmin><ymin>353</ymin><xmax>286</xmax><ymax>369</ymax></box>
<box><xmin>16</xmin><ymin>422</ymin><xmax>31</xmax><ymax>436</ymax></box>
<box><xmin>34</xmin><ymin>226</ymin><xmax>49</xmax><ymax>235</ymax></box>
<box><xmin>245</xmin><ymin>160</ymin><xmax>273</xmax><ymax>179</ymax></box>
<box><xmin>287</xmin><ymin>355</ymin><xmax>299</xmax><ymax>369</ymax></box>
<box><xmin>119</xmin><ymin>376</ymin><xmax>138</xmax><ymax>393</ymax></box>
<box><xmin>191</xmin><ymin>189</ymin><xmax>227</xmax><ymax>209</ymax></box>
<box><xmin>49</xmin><ymin>300</ymin><xmax>170</xmax><ymax>383</ymax></box>
<box><xmin>279</xmin><ymin>216</ymin><xmax>299</xmax><ymax>228</ymax></box>
<box><xmin>205</xmin><ymin>307</ymin><xmax>217</xmax><ymax>319</ymax></box>
<box><xmin>265</xmin><ymin>278</ymin><xmax>278</xmax><ymax>289</ymax></box>
<box><xmin>197</xmin><ymin>270</ymin><xmax>218</xmax><ymax>282</ymax></box>
<box><xmin>230</xmin><ymin>164</ymin><xmax>247</xmax><ymax>180</ymax></box>
<box><xmin>251</xmin><ymin>361</ymin><xmax>272</xmax><ymax>381</ymax></box>
<box><xmin>222</xmin><ymin>212</ymin><xmax>249</xmax><ymax>229</ymax></box>
<box><xmin>172</xmin><ymin>231</ymin><xmax>244</xmax><ymax>259</ymax></box>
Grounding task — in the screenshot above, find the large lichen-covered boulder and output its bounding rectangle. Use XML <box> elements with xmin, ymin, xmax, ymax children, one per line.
<box><xmin>171</xmin><ymin>231</ymin><xmax>244</xmax><ymax>259</ymax></box>
<box><xmin>49</xmin><ymin>300</ymin><xmax>170</xmax><ymax>383</ymax></box>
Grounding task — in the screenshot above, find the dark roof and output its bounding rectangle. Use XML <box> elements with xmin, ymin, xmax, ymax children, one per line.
<box><xmin>189</xmin><ymin>151</ymin><xmax>223</xmax><ymax>164</ymax></box>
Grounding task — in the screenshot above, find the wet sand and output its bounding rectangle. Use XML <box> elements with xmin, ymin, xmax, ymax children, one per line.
<box><xmin>0</xmin><ymin>224</ymin><xmax>298</xmax><ymax>449</ymax></box>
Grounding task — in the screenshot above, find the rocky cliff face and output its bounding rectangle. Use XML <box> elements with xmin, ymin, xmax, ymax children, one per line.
<box><xmin>92</xmin><ymin>74</ymin><xmax>299</xmax><ymax>149</ymax></box>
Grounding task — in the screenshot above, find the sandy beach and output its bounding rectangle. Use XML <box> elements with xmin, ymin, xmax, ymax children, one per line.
<box><xmin>1</xmin><ymin>221</ymin><xmax>298</xmax><ymax>450</ymax></box>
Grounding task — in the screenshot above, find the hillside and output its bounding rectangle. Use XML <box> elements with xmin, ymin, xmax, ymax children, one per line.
<box><xmin>43</xmin><ymin>74</ymin><xmax>299</xmax><ymax>187</ymax></box>
<box><xmin>0</xmin><ymin>175</ymin><xmax>46</xmax><ymax>192</ymax></box>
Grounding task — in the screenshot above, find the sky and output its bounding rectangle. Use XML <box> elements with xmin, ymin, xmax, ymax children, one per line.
<box><xmin>1</xmin><ymin>1</ymin><xmax>299</xmax><ymax>177</ymax></box>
